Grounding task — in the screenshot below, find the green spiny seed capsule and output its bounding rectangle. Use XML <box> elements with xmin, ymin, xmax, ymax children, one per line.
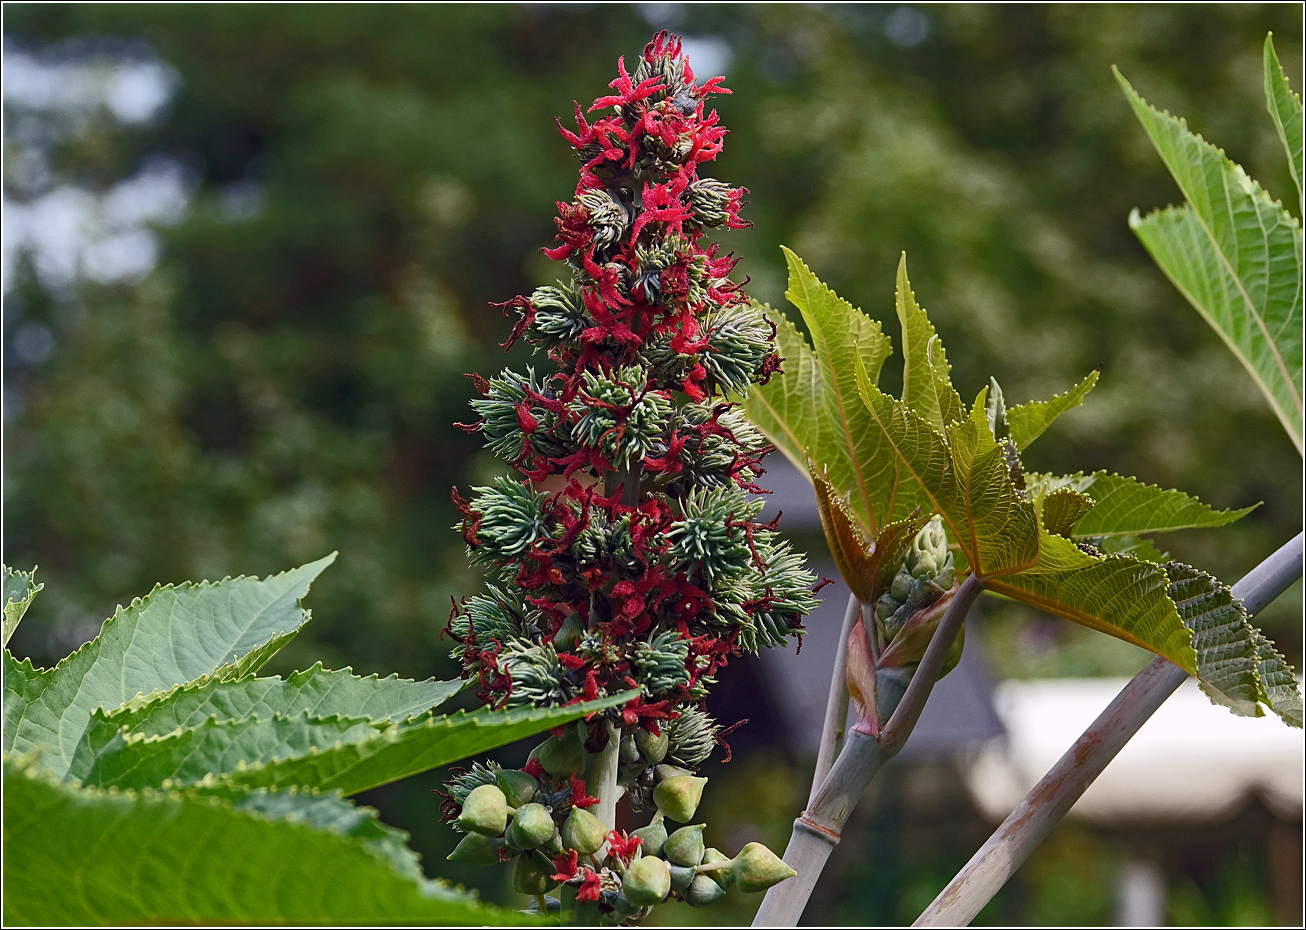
<box><xmin>733</xmin><ymin>842</ymin><xmax>797</xmax><ymax>893</ymax></box>
<box><xmin>654</xmin><ymin>763</ymin><xmax>692</xmax><ymax>782</ymax></box>
<box><xmin>632</xmin><ymin>821</ymin><xmax>668</xmax><ymax>857</ymax></box>
<box><xmin>495</xmin><ymin>769</ymin><xmax>538</xmax><ymax>808</ymax></box>
<box><xmin>635</xmin><ymin>727</ymin><xmax>669</xmax><ymax>764</ymax></box>
<box><xmin>685</xmin><ymin>873</ymin><xmax>728</xmax><ymax>907</ymax></box>
<box><xmin>701</xmin><ymin>847</ymin><xmax>734</xmax><ymax>889</ymax></box>
<box><xmin>561</xmin><ymin>806</ymin><xmax>607</xmax><ymax>856</ymax></box>
<box><xmin>668</xmin><ymin>863</ymin><xmax>696</xmax><ymax>894</ymax></box>
<box><xmin>663</xmin><ymin>824</ymin><xmax>706</xmax><ymax>866</ymax></box>
<box><xmin>553</xmin><ymin>613</ymin><xmax>583</xmax><ymax>651</ymax></box>
<box><xmin>447</xmin><ymin>832</ymin><xmax>502</xmax><ymax>865</ymax></box>
<box><xmin>539</xmin><ymin>729</ymin><xmax>585</xmax><ymax>775</ymax></box>
<box><xmin>506</xmin><ymin>802</ymin><xmax>557</xmax><ymax>849</ymax></box>
<box><xmin>653</xmin><ymin>774</ymin><xmax>707</xmax><ymax>822</ymax></box>
<box><xmin>620</xmin><ymin>734</ymin><xmax>641</xmax><ymax>764</ymax></box>
<box><xmin>512</xmin><ymin>852</ymin><xmax>555</xmax><ymax>895</ymax></box>
<box><xmin>459</xmin><ymin>784</ymin><xmax>509</xmax><ymax>836</ymax></box>
<box><xmin>622</xmin><ymin>854</ymin><xmax>671</xmax><ymax>906</ymax></box>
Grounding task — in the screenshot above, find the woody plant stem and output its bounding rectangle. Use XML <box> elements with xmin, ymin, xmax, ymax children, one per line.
<box><xmin>913</xmin><ymin>531</ymin><xmax>1304</xmax><ymax>927</ymax></box>
<box><xmin>753</xmin><ymin>573</ymin><xmax>985</xmax><ymax>926</ymax></box>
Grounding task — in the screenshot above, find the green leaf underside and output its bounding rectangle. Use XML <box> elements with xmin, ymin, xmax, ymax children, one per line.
<box><xmin>857</xmin><ymin>378</ymin><xmax>1039</xmax><ymax>579</ymax></box>
<box><xmin>1</xmin><ymin>759</ymin><xmax>537</xmax><ymax>927</ymax></box>
<box><xmin>746</xmin><ymin>251</ymin><xmax>934</xmax><ymax>534</ymax></box>
<box><xmin>3</xmin><ymin>556</ymin><xmax>336</xmax><ymax>778</ymax></box>
<box><xmin>895</xmin><ymin>253</ymin><xmax>966</xmax><ymax>432</ymax></box>
<box><xmin>3</xmin><ymin>567</ymin><xmax>42</xmax><ymax>648</ymax></box>
<box><xmin>74</xmin><ymin>691</ymin><xmax>634</xmax><ymax>796</ymax></box>
<box><xmin>987</xmin><ymin>535</ymin><xmax>1302</xmax><ymax>725</ymax></box>
<box><xmin>1264</xmin><ymin>34</ymin><xmax>1304</xmax><ymax>216</ymax></box>
<box><xmin>1118</xmin><ymin>69</ymin><xmax>1304</xmax><ymax>454</ymax></box>
<box><xmin>1026</xmin><ymin>471</ymin><xmax>1256</xmax><ymax>536</ymax></box>
<box><xmin>1006</xmin><ymin>371</ymin><xmax>1100</xmax><ymax>450</ymax></box>
<box><xmin>100</xmin><ymin>663</ymin><xmax>465</xmax><ymax>737</ymax></box>
<box><xmin>1095</xmin><ymin>534</ymin><xmax>1171</xmax><ymax>564</ymax></box>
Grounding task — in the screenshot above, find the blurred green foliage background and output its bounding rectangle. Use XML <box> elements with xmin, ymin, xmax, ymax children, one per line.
<box><xmin>4</xmin><ymin>4</ymin><xmax>1301</xmax><ymax>925</ymax></box>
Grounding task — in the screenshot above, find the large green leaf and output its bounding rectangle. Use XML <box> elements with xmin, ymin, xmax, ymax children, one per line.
<box><xmin>1005</xmin><ymin>371</ymin><xmax>1099</xmax><ymax>450</ymax></box>
<box><xmin>857</xmin><ymin>378</ymin><xmax>1040</xmax><ymax>579</ymax></box>
<box><xmin>96</xmin><ymin>663</ymin><xmax>464</xmax><ymax>737</ymax></box>
<box><xmin>894</xmin><ymin>253</ymin><xmax>965</xmax><ymax>432</ymax></box>
<box><xmin>3</xmin><ymin>566</ymin><xmax>42</xmax><ymax>648</ymax></box>
<box><xmin>2</xmin><ymin>555</ymin><xmax>335</xmax><ymax>777</ymax></box>
<box><xmin>987</xmin><ymin>534</ymin><xmax>1301</xmax><ymax>725</ymax></box>
<box><xmin>746</xmin><ymin>249</ymin><xmax>910</xmax><ymax>533</ymax></box>
<box><xmin>1265</xmin><ymin>34</ymin><xmax>1303</xmax><ymax>215</ymax></box>
<box><xmin>1025</xmin><ymin>470</ymin><xmax>1256</xmax><ymax>536</ymax></box>
<box><xmin>74</xmin><ymin>692</ymin><xmax>634</xmax><ymax>796</ymax></box>
<box><xmin>1118</xmin><ymin>68</ymin><xmax>1304</xmax><ymax>454</ymax></box>
<box><xmin>2</xmin><ymin>759</ymin><xmax>536</xmax><ymax>927</ymax></box>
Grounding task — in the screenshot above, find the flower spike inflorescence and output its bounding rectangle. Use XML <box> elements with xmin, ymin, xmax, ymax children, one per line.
<box><xmin>443</xmin><ymin>33</ymin><xmax>811</xmax><ymax>919</ymax></box>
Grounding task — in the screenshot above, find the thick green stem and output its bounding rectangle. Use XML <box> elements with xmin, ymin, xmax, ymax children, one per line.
<box><xmin>913</xmin><ymin>532</ymin><xmax>1304</xmax><ymax>928</ymax></box>
<box><xmin>753</xmin><ymin>574</ymin><xmax>984</xmax><ymax>927</ymax></box>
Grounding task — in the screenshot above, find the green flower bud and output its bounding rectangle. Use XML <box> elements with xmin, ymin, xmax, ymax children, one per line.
<box><xmin>654</xmin><ymin>763</ymin><xmax>692</xmax><ymax>782</ymax></box>
<box><xmin>632</xmin><ymin>821</ymin><xmax>668</xmax><ymax>857</ymax></box>
<box><xmin>684</xmin><ymin>873</ymin><xmax>728</xmax><ymax>907</ymax></box>
<box><xmin>733</xmin><ymin>842</ymin><xmax>797</xmax><ymax>893</ymax></box>
<box><xmin>622</xmin><ymin>854</ymin><xmax>671</xmax><ymax>906</ymax></box>
<box><xmin>663</xmin><ymin>824</ymin><xmax>706</xmax><ymax>866</ymax></box>
<box><xmin>459</xmin><ymin>784</ymin><xmax>509</xmax><ymax>836</ymax></box>
<box><xmin>668</xmin><ymin>862</ymin><xmax>696</xmax><ymax>894</ymax></box>
<box><xmin>506</xmin><ymin>802</ymin><xmax>557</xmax><ymax>850</ymax></box>
<box><xmin>653</xmin><ymin>775</ymin><xmax>707</xmax><ymax>823</ymax></box>
<box><xmin>553</xmin><ymin>613</ymin><xmax>583</xmax><ymax>651</ymax></box>
<box><xmin>890</xmin><ymin>565</ymin><xmax>914</xmax><ymax>602</ymax></box>
<box><xmin>512</xmin><ymin>852</ymin><xmax>555</xmax><ymax>895</ymax></box>
<box><xmin>539</xmin><ymin>729</ymin><xmax>584</xmax><ymax>775</ymax></box>
<box><xmin>561</xmin><ymin>806</ymin><xmax>607</xmax><ymax>856</ymax></box>
<box><xmin>620</xmin><ymin>734</ymin><xmax>641</xmax><ymax>765</ymax></box>
<box><xmin>635</xmin><ymin>727</ymin><xmax>669</xmax><ymax>764</ymax></box>
<box><xmin>907</xmin><ymin>516</ymin><xmax>949</xmax><ymax>580</ymax></box>
<box><xmin>526</xmin><ymin>894</ymin><xmax>561</xmax><ymax>914</ymax></box>
<box><xmin>495</xmin><ymin>769</ymin><xmax>538</xmax><ymax>808</ymax></box>
<box><xmin>447</xmin><ymin>832</ymin><xmax>502</xmax><ymax>865</ymax></box>
<box><xmin>701</xmin><ymin>847</ymin><xmax>734</xmax><ymax>889</ymax></box>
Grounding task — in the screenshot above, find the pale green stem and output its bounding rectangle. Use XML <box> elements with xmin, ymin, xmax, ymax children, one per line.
<box><xmin>753</xmin><ymin>574</ymin><xmax>985</xmax><ymax>927</ymax></box>
<box><xmin>808</xmin><ymin>593</ymin><xmax>859</xmax><ymax>806</ymax></box>
<box><xmin>913</xmin><ymin>532</ymin><xmax>1304</xmax><ymax>928</ymax></box>
<box><xmin>583</xmin><ymin>719</ymin><xmax>622</xmax><ymax>835</ymax></box>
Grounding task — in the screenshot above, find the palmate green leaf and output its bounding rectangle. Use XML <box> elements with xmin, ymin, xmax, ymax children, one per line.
<box><xmin>1006</xmin><ymin>371</ymin><xmax>1099</xmax><ymax>450</ymax></box>
<box><xmin>3</xmin><ymin>566</ymin><xmax>42</xmax><ymax>648</ymax></box>
<box><xmin>1025</xmin><ymin>470</ymin><xmax>1255</xmax><ymax>536</ymax></box>
<box><xmin>75</xmin><ymin>691</ymin><xmax>633</xmax><ymax>796</ymax></box>
<box><xmin>3</xmin><ymin>555</ymin><xmax>336</xmax><ymax>778</ymax></box>
<box><xmin>857</xmin><ymin>377</ymin><xmax>1040</xmax><ymax>579</ymax></box>
<box><xmin>894</xmin><ymin>253</ymin><xmax>965</xmax><ymax>432</ymax></box>
<box><xmin>1118</xmin><ymin>68</ymin><xmax>1304</xmax><ymax>454</ymax></box>
<box><xmin>1265</xmin><ymin>34</ymin><xmax>1303</xmax><ymax>215</ymax></box>
<box><xmin>2</xmin><ymin>759</ymin><xmax>537</xmax><ymax>927</ymax></box>
<box><xmin>987</xmin><ymin>534</ymin><xmax>1302</xmax><ymax>725</ymax></box>
<box><xmin>746</xmin><ymin>249</ymin><xmax>917</xmax><ymax>534</ymax></box>
<box><xmin>99</xmin><ymin>662</ymin><xmax>465</xmax><ymax>737</ymax></box>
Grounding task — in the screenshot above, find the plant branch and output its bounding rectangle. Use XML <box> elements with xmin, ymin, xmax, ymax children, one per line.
<box><xmin>913</xmin><ymin>532</ymin><xmax>1304</xmax><ymax>928</ymax></box>
<box><xmin>753</xmin><ymin>574</ymin><xmax>985</xmax><ymax>927</ymax></box>
<box><xmin>808</xmin><ymin>593</ymin><xmax>859</xmax><ymax>805</ymax></box>
<box><xmin>583</xmin><ymin>720</ymin><xmax>622</xmax><ymax>835</ymax></box>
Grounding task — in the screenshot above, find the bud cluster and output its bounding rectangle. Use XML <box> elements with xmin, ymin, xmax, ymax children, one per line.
<box><xmin>444</xmin><ymin>32</ymin><xmax>812</xmax><ymax>918</ymax></box>
<box><xmin>445</xmin><ymin>724</ymin><xmax>795</xmax><ymax>918</ymax></box>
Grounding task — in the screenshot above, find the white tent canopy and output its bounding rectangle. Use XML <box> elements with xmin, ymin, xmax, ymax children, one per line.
<box><xmin>964</xmin><ymin>677</ymin><xmax>1304</xmax><ymax>825</ymax></box>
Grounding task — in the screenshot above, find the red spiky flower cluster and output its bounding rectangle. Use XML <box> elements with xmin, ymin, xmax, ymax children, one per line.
<box><xmin>448</xmin><ymin>31</ymin><xmax>818</xmax><ymax>764</ymax></box>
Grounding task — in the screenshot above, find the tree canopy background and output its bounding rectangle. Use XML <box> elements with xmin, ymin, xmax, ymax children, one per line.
<box><xmin>4</xmin><ymin>4</ymin><xmax>1301</xmax><ymax>925</ymax></box>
